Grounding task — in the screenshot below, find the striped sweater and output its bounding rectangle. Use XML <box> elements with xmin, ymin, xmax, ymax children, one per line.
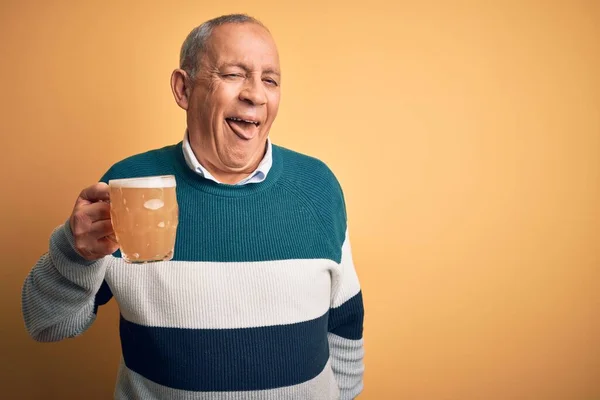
<box><xmin>21</xmin><ymin>142</ymin><xmax>365</xmax><ymax>399</ymax></box>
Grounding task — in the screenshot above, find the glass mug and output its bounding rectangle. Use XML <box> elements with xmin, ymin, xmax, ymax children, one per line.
<box><xmin>108</xmin><ymin>175</ymin><xmax>179</xmax><ymax>263</ymax></box>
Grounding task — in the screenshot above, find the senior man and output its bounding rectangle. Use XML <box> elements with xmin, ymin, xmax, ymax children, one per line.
<box><xmin>22</xmin><ymin>13</ymin><xmax>365</xmax><ymax>400</ymax></box>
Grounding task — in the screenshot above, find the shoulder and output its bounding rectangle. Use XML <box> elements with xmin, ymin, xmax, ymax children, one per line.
<box><xmin>274</xmin><ymin>144</ymin><xmax>343</xmax><ymax>195</ymax></box>
<box><xmin>99</xmin><ymin>143</ymin><xmax>179</xmax><ymax>183</ymax></box>
<box><xmin>273</xmin><ymin>144</ymin><xmax>347</xmax><ymax>238</ymax></box>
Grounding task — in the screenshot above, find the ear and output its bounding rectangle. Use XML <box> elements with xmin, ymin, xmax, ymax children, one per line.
<box><xmin>170</xmin><ymin>69</ymin><xmax>191</xmax><ymax>110</ymax></box>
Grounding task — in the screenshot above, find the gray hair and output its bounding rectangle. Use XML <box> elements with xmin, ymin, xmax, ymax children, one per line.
<box><xmin>179</xmin><ymin>14</ymin><xmax>266</xmax><ymax>80</ymax></box>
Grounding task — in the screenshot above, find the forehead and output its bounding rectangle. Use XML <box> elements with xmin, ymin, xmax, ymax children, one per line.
<box><xmin>204</xmin><ymin>23</ymin><xmax>280</xmax><ymax>70</ymax></box>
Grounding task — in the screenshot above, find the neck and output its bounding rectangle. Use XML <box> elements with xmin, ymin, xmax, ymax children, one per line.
<box><xmin>173</xmin><ymin>141</ymin><xmax>282</xmax><ymax>197</ymax></box>
<box><xmin>201</xmin><ymin>159</ymin><xmax>259</xmax><ymax>185</ymax></box>
<box><xmin>189</xmin><ymin>135</ymin><xmax>267</xmax><ymax>185</ymax></box>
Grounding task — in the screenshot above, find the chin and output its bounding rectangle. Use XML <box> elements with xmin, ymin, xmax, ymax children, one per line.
<box><xmin>224</xmin><ymin>141</ymin><xmax>261</xmax><ymax>159</ymax></box>
<box><xmin>218</xmin><ymin>152</ymin><xmax>255</xmax><ymax>171</ymax></box>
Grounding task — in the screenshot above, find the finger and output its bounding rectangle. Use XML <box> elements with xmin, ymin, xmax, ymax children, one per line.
<box><xmin>77</xmin><ymin>237</ymin><xmax>119</xmax><ymax>260</ymax></box>
<box><xmin>94</xmin><ymin>237</ymin><xmax>120</xmax><ymax>256</ymax></box>
<box><xmin>76</xmin><ymin>182</ymin><xmax>110</xmax><ymax>206</ymax></box>
<box><xmin>80</xmin><ymin>201</ymin><xmax>111</xmax><ymax>222</ymax></box>
<box><xmin>89</xmin><ymin>219</ymin><xmax>115</xmax><ymax>238</ymax></box>
<box><xmin>70</xmin><ymin>202</ymin><xmax>111</xmax><ymax>236</ymax></box>
<box><xmin>105</xmin><ymin>233</ymin><xmax>118</xmax><ymax>243</ymax></box>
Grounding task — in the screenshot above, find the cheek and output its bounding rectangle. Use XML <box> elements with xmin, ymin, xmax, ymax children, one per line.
<box><xmin>267</xmin><ymin>93</ymin><xmax>281</xmax><ymax>119</ymax></box>
<box><xmin>198</xmin><ymin>81</ymin><xmax>229</xmax><ymax>114</ymax></box>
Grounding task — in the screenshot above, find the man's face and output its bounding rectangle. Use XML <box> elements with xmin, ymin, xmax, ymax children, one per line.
<box><xmin>185</xmin><ymin>23</ymin><xmax>281</xmax><ymax>175</ymax></box>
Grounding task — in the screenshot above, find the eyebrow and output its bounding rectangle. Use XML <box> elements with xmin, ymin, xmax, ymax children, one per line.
<box><xmin>264</xmin><ymin>68</ymin><xmax>281</xmax><ymax>77</ymax></box>
<box><xmin>220</xmin><ymin>63</ymin><xmax>281</xmax><ymax>77</ymax></box>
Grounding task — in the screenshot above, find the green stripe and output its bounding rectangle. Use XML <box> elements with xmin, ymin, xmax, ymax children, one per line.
<box><xmin>100</xmin><ymin>143</ymin><xmax>346</xmax><ymax>263</ymax></box>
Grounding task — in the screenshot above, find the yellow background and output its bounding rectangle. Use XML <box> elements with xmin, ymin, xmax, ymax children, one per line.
<box><xmin>1</xmin><ymin>1</ymin><xmax>598</xmax><ymax>399</ymax></box>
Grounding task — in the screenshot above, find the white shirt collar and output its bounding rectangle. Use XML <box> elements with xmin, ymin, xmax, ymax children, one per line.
<box><xmin>182</xmin><ymin>131</ymin><xmax>273</xmax><ymax>185</ymax></box>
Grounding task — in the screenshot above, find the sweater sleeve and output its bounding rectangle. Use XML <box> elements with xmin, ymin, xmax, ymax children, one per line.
<box><xmin>21</xmin><ymin>219</ymin><xmax>113</xmax><ymax>342</ymax></box>
<box><xmin>328</xmin><ymin>228</ymin><xmax>365</xmax><ymax>400</ymax></box>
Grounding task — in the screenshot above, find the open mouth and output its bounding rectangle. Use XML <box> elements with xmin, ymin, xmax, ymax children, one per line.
<box><xmin>225</xmin><ymin>117</ymin><xmax>261</xmax><ymax>140</ymax></box>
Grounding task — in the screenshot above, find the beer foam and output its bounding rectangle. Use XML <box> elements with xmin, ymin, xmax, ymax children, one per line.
<box><xmin>108</xmin><ymin>175</ymin><xmax>176</xmax><ymax>188</ymax></box>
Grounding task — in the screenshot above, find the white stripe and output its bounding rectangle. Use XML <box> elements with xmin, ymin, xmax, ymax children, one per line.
<box><xmin>106</xmin><ymin>257</ymin><xmax>336</xmax><ymax>329</ymax></box>
<box><xmin>331</xmin><ymin>229</ymin><xmax>361</xmax><ymax>308</ymax></box>
<box><xmin>328</xmin><ymin>333</ymin><xmax>364</xmax><ymax>398</ymax></box>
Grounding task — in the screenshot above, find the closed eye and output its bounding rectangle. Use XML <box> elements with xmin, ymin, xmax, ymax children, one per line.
<box><xmin>263</xmin><ymin>78</ymin><xmax>279</xmax><ymax>86</ymax></box>
<box><xmin>223</xmin><ymin>73</ymin><xmax>244</xmax><ymax>79</ymax></box>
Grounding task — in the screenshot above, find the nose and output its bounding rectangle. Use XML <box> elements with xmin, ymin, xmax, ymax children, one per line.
<box><xmin>239</xmin><ymin>77</ymin><xmax>267</xmax><ymax>106</ymax></box>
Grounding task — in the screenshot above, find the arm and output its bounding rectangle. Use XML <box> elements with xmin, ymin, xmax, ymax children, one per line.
<box><xmin>21</xmin><ymin>221</ymin><xmax>112</xmax><ymax>342</ymax></box>
<box><xmin>328</xmin><ymin>229</ymin><xmax>365</xmax><ymax>400</ymax></box>
<box><xmin>21</xmin><ymin>183</ymin><xmax>117</xmax><ymax>342</ymax></box>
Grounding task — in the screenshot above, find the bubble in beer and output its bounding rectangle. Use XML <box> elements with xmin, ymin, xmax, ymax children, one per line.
<box><xmin>144</xmin><ymin>199</ymin><xmax>164</xmax><ymax>210</ymax></box>
<box><xmin>157</xmin><ymin>222</ymin><xmax>165</xmax><ymax>228</ymax></box>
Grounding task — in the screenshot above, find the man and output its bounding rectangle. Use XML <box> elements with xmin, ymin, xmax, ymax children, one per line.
<box><xmin>21</xmin><ymin>14</ymin><xmax>365</xmax><ymax>400</ymax></box>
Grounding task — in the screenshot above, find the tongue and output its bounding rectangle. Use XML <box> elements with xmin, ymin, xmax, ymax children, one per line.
<box><xmin>226</xmin><ymin>119</ymin><xmax>256</xmax><ymax>140</ymax></box>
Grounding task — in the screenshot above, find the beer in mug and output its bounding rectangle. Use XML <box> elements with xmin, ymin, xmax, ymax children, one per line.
<box><xmin>108</xmin><ymin>175</ymin><xmax>178</xmax><ymax>263</ymax></box>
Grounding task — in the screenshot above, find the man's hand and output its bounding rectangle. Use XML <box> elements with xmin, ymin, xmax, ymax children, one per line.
<box><xmin>69</xmin><ymin>182</ymin><xmax>119</xmax><ymax>261</ymax></box>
